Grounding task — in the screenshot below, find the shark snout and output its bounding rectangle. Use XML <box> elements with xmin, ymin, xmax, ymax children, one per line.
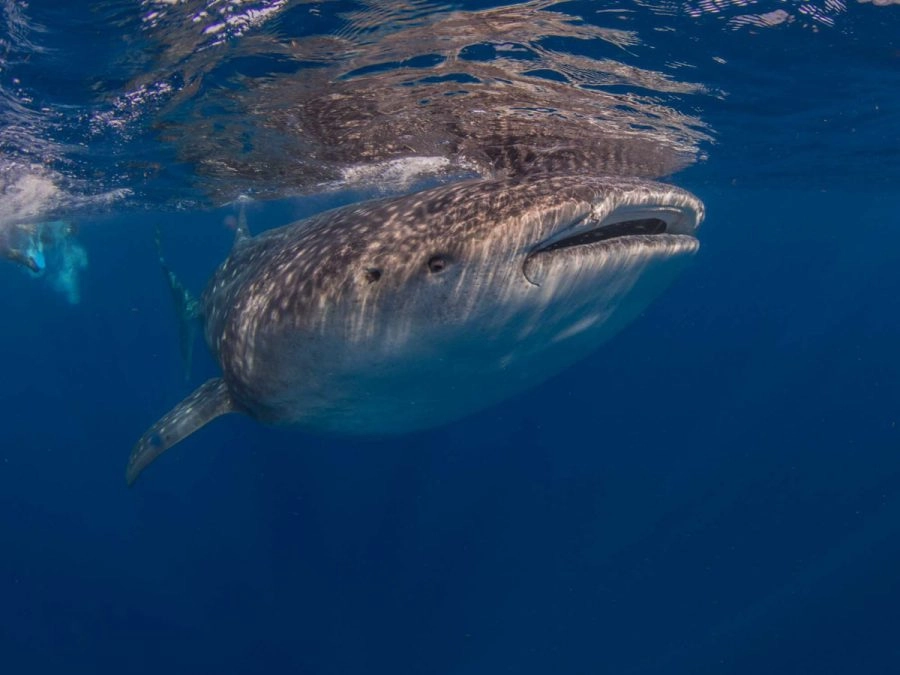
<box><xmin>523</xmin><ymin>182</ymin><xmax>704</xmax><ymax>286</ymax></box>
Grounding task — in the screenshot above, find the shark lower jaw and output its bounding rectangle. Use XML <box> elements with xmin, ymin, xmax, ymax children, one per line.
<box><xmin>522</xmin><ymin>195</ymin><xmax>702</xmax><ymax>287</ymax></box>
<box><xmin>522</xmin><ymin>232</ymin><xmax>698</xmax><ymax>287</ymax></box>
<box><xmin>530</xmin><ymin>199</ymin><xmax>702</xmax><ymax>256</ymax></box>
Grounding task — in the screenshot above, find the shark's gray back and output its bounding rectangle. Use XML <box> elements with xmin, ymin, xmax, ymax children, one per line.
<box><xmin>202</xmin><ymin>176</ymin><xmax>572</xmax><ymax>381</ymax></box>
<box><xmin>199</xmin><ymin>174</ymin><xmax>697</xmax><ymax>423</ymax></box>
<box><xmin>127</xmin><ymin>172</ymin><xmax>703</xmax><ymax>484</ymax></box>
<box><xmin>202</xmin><ymin>174</ymin><xmax>614</xmax><ymax>349</ymax></box>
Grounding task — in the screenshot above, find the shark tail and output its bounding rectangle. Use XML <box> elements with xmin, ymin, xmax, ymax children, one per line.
<box><xmin>155</xmin><ymin>227</ymin><xmax>202</xmax><ymax>380</ymax></box>
<box><xmin>126</xmin><ymin>378</ymin><xmax>238</xmax><ymax>485</ymax></box>
<box><xmin>233</xmin><ymin>197</ymin><xmax>251</xmax><ymax>244</ymax></box>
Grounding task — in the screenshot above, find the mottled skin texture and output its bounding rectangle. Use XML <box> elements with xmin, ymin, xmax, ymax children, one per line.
<box><xmin>127</xmin><ymin>174</ymin><xmax>703</xmax><ymax>484</ymax></box>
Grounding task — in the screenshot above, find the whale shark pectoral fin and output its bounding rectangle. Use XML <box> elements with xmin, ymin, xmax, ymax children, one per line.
<box><xmin>126</xmin><ymin>378</ymin><xmax>237</xmax><ymax>486</ymax></box>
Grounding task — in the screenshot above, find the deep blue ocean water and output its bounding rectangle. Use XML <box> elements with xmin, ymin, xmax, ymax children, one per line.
<box><xmin>2</xmin><ymin>2</ymin><xmax>900</xmax><ymax>674</ymax></box>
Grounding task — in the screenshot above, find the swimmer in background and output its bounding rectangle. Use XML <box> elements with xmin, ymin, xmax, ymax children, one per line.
<box><xmin>0</xmin><ymin>221</ymin><xmax>48</xmax><ymax>272</ymax></box>
<box><xmin>0</xmin><ymin>220</ymin><xmax>87</xmax><ymax>303</ymax></box>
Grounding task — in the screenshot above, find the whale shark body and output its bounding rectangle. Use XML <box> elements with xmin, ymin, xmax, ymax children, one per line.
<box><xmin>127</xmin><ymin>174</ymin><xmax>703</xmax><ymax>484</ymax></box>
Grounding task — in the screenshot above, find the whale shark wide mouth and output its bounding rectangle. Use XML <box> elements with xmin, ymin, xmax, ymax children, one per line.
<box><xmin>531</xmin><ymin>203</ymin><xmax>699</xmax><ymax>256</ymax></box>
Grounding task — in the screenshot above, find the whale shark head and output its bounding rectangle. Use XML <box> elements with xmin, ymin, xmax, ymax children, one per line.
<box><xmin>210</xmin><ymin>174</ymin><xmax>703</xmax><ymax>431</ymax></box>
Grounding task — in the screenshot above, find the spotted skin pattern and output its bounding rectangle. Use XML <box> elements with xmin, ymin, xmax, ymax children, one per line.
<box><xmin>127</xmin><ymin>174</ymin><xmax>704</xmax><ymax>484</ymax></box>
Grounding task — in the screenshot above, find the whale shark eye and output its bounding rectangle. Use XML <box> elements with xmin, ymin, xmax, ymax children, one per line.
<box><xmin>363</xmin><ymin>268</ymin><xmax>382</xmax><ymax>283</ymax></box>
<box><xmin>427</xmin><ymin>255</ymin><xmax>450</xmax><ymax>273</ymax></box>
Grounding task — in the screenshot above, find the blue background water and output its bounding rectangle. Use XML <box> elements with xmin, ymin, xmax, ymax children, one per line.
<box><xmin>3</xmin><ymin>2</ymin><xmax>900</xmax><ymax>674</ymax></box>
<box><xmin>4</xmin><ymin>185</ymin><xmax>900</xmax><ymax>674</ymax></box>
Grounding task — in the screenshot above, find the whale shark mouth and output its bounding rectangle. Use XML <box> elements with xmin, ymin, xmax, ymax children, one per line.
<box><xmin>535</xmin><ymin>216</ymin><xmax>667</xmax><ymax>253</ymax></box>
<box><xmin>531</xmin><ymin>204</ymin><xmax>698</xmax><ymax>255</ymax></box>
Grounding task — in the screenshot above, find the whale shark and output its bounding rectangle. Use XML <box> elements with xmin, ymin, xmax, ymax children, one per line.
<box><xmin>127</xmin><ymin>174</ymin><xmax>704</xmax><ymax>484</ymax></box>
